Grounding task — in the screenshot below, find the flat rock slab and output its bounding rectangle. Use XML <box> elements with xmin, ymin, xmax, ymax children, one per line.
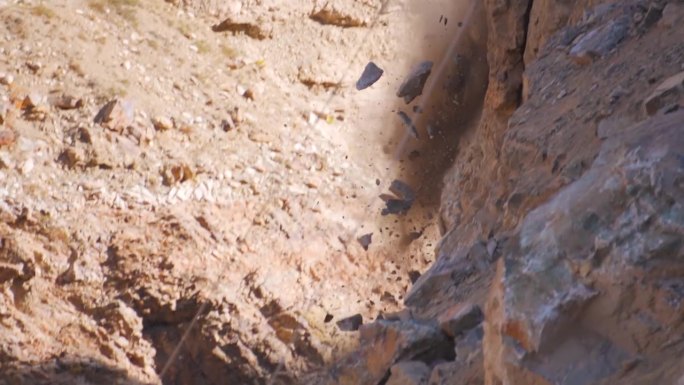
<box><xmin>356</xmin><ymin>62</ymin><xmax>384</xmax><ymax>90</ymax></box>
<box><xmin>397</xmin><ymin>61</ymin><xmax>433</xmax><ymax>104</ymax></box>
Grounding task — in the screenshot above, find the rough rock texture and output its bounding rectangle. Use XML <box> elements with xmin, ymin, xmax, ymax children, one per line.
<box><xmin>327</xmin><ymin>1</ymin><xmax>684</xmax><ymax>385</ymax></box>
<box><xmin>486</xmin><ymin>110</ymin><xmax>684</xmax><ymax>385</ymax></box>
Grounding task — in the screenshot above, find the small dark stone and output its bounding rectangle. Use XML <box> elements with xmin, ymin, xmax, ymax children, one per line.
<box><xmin>382</xmin><ymin>199</ymin><xmax>413</xmax><ymax>216</ymax></box>
<box><xmin>397</xmin><ymin>61</ymin><xmax>433</xmax><ymax>104</ymax></box>
<box><xmin>389</xmin><ymin>179</ymin><xmax>415</xmax><ymax>201</ymax></box>
<box><xmin>337</xmin><ymin>314</ymin><xmax>363</xmax><ymax>331</ymax></box>
<box><xmin>408</xmin><ymin>270</ymin><xmax>421</xmax><ymax>284</ymax></box>
<box><xmin>357</xmin><ymin>233</ymin><xmax>373</xmax><ymax>251</ymax></box>
<box><xmin>324</xmin><ymin>313</ymin><xmax>334</xmax><ymax>323</ymax></box>
<box><xmin>397</xmin><ymin>110</ymin><xmax>419</xmax><ymax>139</ymax></box>
<box><xmin>356</xmin><ymin>62</ymin><xmax>384</xmax><ymax>91</ymax></box>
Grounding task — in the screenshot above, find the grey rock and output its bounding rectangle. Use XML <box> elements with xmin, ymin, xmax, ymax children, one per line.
<box><xmin>644</xmin><ymin>71</ymin><xmax>684</xmax><ymax>116</ymax></box>
<box><xmin>356</xmin><ymin>62</ymin><xmax>384</xmax><ymax>90</ymax></box>
<box><xmin>397</xmin><ymin>61</ymin><xmax>433</xmax><ymax>104</ymax></box>
<box><xmin>569</xmin><ymin>16</ymin><xmax>630</xmax><ymax>64</ymax></box>
<box><xmin>386</xmin><ymin>361</ymin><xmax>431</xmax><ymax>385</ymax></box>
<box><xmin>336</xmin><ymin>313</ymin><xmax>363</xmax><ymax>331</ymax></box>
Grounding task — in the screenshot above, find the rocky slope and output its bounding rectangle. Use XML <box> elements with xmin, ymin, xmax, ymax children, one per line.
<box><xmin>1</xmin><ymin>0</ymin><xmax>684</xmax><ymax>384</ymax></box>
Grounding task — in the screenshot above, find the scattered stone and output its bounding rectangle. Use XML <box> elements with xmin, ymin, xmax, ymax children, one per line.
<box><xmin>161</xmin><ymin>163</ymin><xmax>195</xmax><ymax>186</ymax></box>
<box><xmin>397</xmin><ymin>111</ymin><xmax>419</xmax><ymax>139</ymax></box>
<box><xmin>310</xmin><ymin>2</ymin><xmax>368</xmax><ymax>28</ymax></box>
<box><xmin>386</xmin><ymin>361</ymin><xmax>431</xmax><ymax>385</ymax></box>
<box><xmin>59</xmin><ymin>146</ymin><xmax>85</xmax><ymax>168</ymax></box>
<box><xmin>211</xmin><ymin>17</ymin><xmax>271</xmax><ymax>40</ymax></box>
<box><xmin>356</xmin><ymin>62</ymin><xmax>384</xmax><ymax>90</ymax></box>
<box><xmin>644</xmin><ymin>71</ymin><xmax>684</xmax><ymax>115</ymax></box>
<box><xmin>0</xmin><ymin>73</ymin><xmax>13</xmax><ymax>86</ymax></box>
<box><xmin>569</xmin><ymin>17</ymin><xmax>630</xmax><ymax>64</ymax></box>
<box><xmin>48</xmin><ymin>92</ymin><xmax>83</xmax><ymax>110</ymax></box>
<box><xmin>336</xmin><ymin>314</ymin><xmax>363</xmax><ymax>331</ymax></box>
<box><xmin>397</xmin><ymin>61</ymin><xmax>433</xmax><ymax>104</ymax></box>
<box><xmin>357</xmin><ymin>233</ymin><xmax>373</xmax><ymax>251</ymax></box>
<box><xmin>437</xmin><ymin>303</ymin><xmax>483</xmax><ymax>337</ymax></box>
<box><xmin>26</xmin><ymin>61</ymin><xmax>42</xmax><ymax>73</ymax></box>
<box><xmin>151</xmin><ymin>116</ymin><xmax>174</xmax><ymax>131</ymax></box>
<box><xmin>324</xmin><ymin>314</ymin><xmax>334</xmax><ymax>323</ymax></box>
<box><xmin>94</xmin><ymin>99</ymin><xmax>131</xmax><ymax>132</ymax></box>
<box><xmin>221</xmin><ymin>115</ymin><xmax>236</xmax><ymax>131</ymax></box>
<box><xmin>20</xmin><ymin>92</ymin><xmax>48</xmax><ymax>119</ymax></box>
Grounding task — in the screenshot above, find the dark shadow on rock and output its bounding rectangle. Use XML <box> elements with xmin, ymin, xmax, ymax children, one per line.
<box><xmin>0</xmin><ymin>355</ymin><xmax>154</xmax><ymax>385</ymax></box>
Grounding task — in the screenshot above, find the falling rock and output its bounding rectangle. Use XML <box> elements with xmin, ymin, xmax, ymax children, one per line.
<box><xmin>397</xmin><ymin>111</ymin><xmax>419</xmax><ymax>139</ymax></box>
<box><xmin>643</xmin><ymin>71</ymin><xmax>684</xmax><ymax>116</ymax></box>
<box><xmin>356</xmin><ymin>62</ymin><xmax>384</xmax><ymax>90</ymax></box>
<box><xmin>386</xmin><ymin>361</ymin><xmax>431</xmax><ymax>385</ymax></box>
<box><xmin>336</xmin><ymin>313</ymin><xmax>363</xmax><ymax>331</ymax></box>
<box><xmin>568</xmin><ymin>16</ymin><xmax>630</xmax><ymax>64</ymax></box>
<box><xmin>437</xmin><ymin>303</ymin><xmax>483</xmax><ymax>338</ymax></box>
<box><xmin>397</xmin><ymin>61</ymin><xmax>433</xmax><ymax>104</ymax></box>
<box><xmin>357</xmin><ymin>233</ymin><xmax>373</xmax><ymax>251</ymax></box>
<box><xmin>484</xmin><ymin>111</ymin><xmax>684</xmax><ymax>385</ymax></box>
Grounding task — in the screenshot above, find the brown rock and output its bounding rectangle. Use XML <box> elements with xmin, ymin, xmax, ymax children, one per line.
<box><xmin>161</xmin><ymin>163</ymin><xmax>195</xmax><ymax>186</ymax></box>
<box><xmin>94</xmin><ymin>99</ymin><xmax>132</xmax><ymax>132</ymax></box>
<box><xmin>0</xmin><ymin>129</ymin><xmax>16</xmax><ymax>147</ymax></box>
<box><xmin>151</xmin><ymin>115</ymin><xmax>174</xmax><ymax>131</ymax></box>
<box><xmin>59</xmin><ymin>146</ymin><xmax>85</xmax><ymax>168</ymax></box>
<box><xmin>331</xmin><ymin>320</ymin><xmax>453</xmax><ymax>385</ymax></box>
<box><xmin>386</xmin><ymin>361</ymin><xmax>431</xmax><ymax>385</ymax></box>
<box><xmin>48</xmin><ymin>92</ymin><xmax>84</xmax><ymax>110</ymax></box>
<box><xmin>568</xmin><ymin>16</ymin><xmax>630</xmax><ymax>65</ymax></box>
<box><xmin>437</xmin><ymin>303</ymin><xmax>483</xmax><ymax>338</ymax></box>
<box><xmin>211</xmin><ymin>17</ymin><xmax>271</xmax><ymax>40</ymax></box>
<box><xmin>310</xmin><ymin>1</ymin><xmax>369</xmax><ymax>28</ymax></box>
<box><xmin>644</xmin><ymin>71</ymin><xmax>684</xmax><ymax>116</ymax></box>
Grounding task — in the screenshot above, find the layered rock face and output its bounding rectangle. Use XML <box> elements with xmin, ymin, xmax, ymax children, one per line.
<box><xmin>325</xmin><ymin>0</ymin><xmax>684</xmax><ymax>384</ymax></box>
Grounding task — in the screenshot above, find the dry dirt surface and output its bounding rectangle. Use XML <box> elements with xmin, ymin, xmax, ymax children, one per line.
<box><xmin>0</xmin><ymin>0</ymin><xmax>483</xmax><ymax>384</ymax></box>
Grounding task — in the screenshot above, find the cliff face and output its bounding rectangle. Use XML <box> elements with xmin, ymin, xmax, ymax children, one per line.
<box><xmin>322</xmin><ymin>0</ymin><xmax>684</xmax><ymax>384</ymax></box>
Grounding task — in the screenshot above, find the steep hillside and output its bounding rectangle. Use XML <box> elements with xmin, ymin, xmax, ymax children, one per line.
<box><xmin>1</xmin><ymin>0</ymin><xmax>684</xmax><ymax>385</ymax></box>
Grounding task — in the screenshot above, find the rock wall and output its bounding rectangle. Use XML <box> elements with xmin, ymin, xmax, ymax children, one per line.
<box><xmin>324</xmin><ymin>0</ymin><xmax>684</xmax><ymax>384</ymax></box>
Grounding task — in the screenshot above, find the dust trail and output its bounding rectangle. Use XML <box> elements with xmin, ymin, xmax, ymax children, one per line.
<box><xmin>392</xmin><ymin>0</ymin><xmax>478</xmax><ymax>161</ymax></box>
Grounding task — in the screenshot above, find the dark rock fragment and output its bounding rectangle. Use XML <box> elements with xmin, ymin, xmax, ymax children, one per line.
<box><xmin>337</xmin><ymin>314</ymin><xmax>363</xmax><ymax>331</ymax></box>
<box><xmin>397</xmin><ymin>61</ymin><xmax>433</xmax><ymax>104</ymax></box>
<box><xmin>356</xmin><ymin>62</ymin><xmax>384</xmax><ymax>90</ymax></box>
